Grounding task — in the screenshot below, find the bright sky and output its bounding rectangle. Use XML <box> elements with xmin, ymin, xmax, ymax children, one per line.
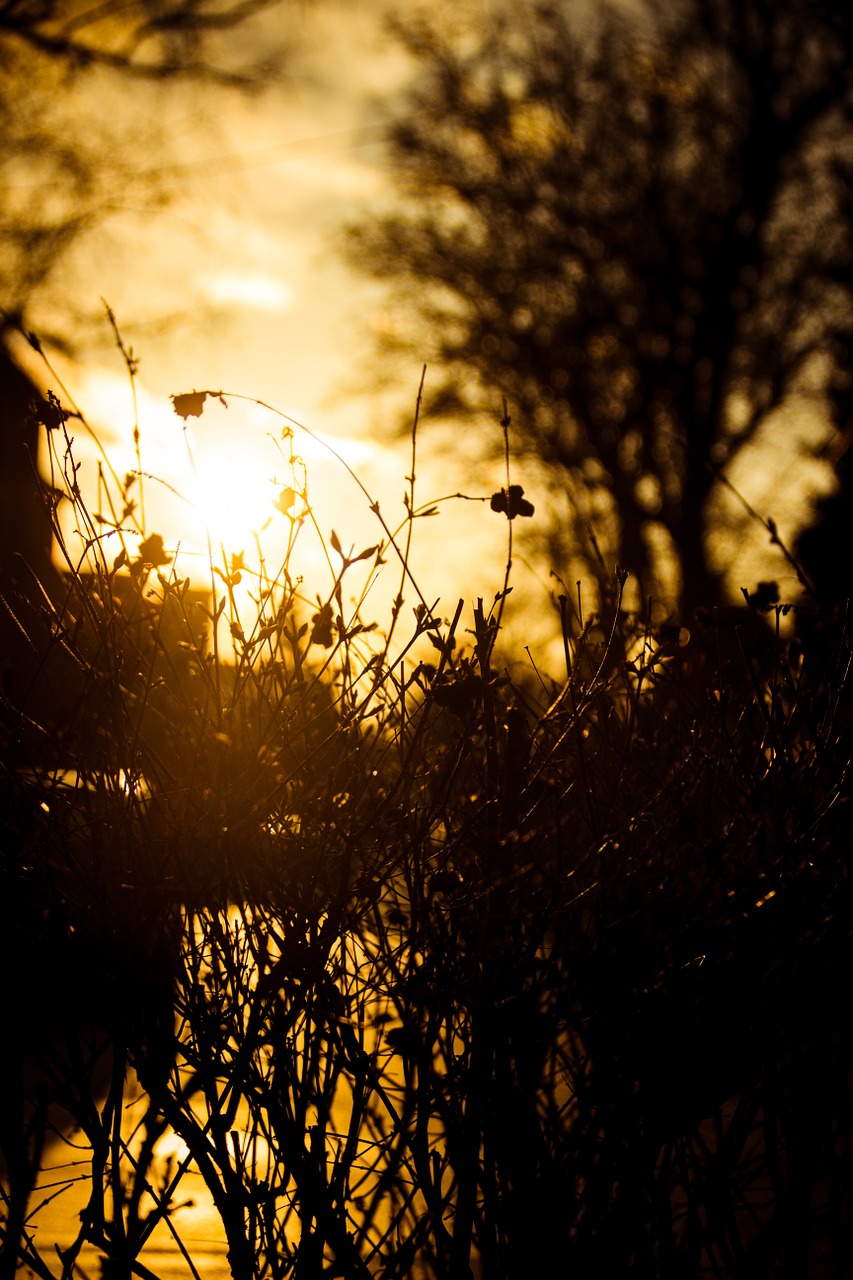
<box><xmin>19</xmin><ymin>0</ymin><xmax>554</xmax><ymax>661</ymax></box>
<box><xmin>16</xmin><ymin>0</ymin><xmax>828</xmax><ymax>664</ymax></box>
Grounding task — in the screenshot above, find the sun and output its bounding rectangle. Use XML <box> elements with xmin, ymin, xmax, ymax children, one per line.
<box><xmin>190</xmin><ymin>443</ymin><xmax>278</xmax><ymax>557</ymax></box>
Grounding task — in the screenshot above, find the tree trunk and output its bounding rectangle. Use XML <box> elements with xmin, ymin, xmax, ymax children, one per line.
<box><xmin>677</xmin><ymin>455</ymin><xmax>726</xmax><ymax>617</ymax></box>
<box><xmin>0</xmin><ymin>342</ymin><xmax>54</xmax><ymax>594</ymax></box>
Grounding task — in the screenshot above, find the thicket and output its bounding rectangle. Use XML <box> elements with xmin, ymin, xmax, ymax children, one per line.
<box><xmin>1</xmin><ymin>369</ymin><xmax>851</xmax><ymax>1279</ymax></box>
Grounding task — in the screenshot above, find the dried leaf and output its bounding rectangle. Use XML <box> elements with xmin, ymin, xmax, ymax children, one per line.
<box><xmin>490</xmin><ymin>484</ymin><xmax>535</xmax><ymax>519</ymax></box>
<box><xmin>353</xmin><ymin>544</ymin><xmax>379</xmax><ymax>563</ymax></box>
<box><xmin>137</xmin><ymin>533</ymin><xmax>171</xmax><ymax>567</ymax></box>
<box><xmin>171</xmin><ymin>391</ymin><xmax>208</xmax><ymax>420</ymax></box>
<box><xmin>310</xmin><ymin>601</ymin><xmax>335</xmax><ymax>648</ymax></box>
<box><xmin>274</xmin><ymin>487</ymin><xmax>297</xmax><ymax>515</ymax></box>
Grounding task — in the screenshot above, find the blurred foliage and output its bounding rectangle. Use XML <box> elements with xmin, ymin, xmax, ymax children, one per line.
<box><xmin>347</xmin><ymin>0</ymin><xmax>853</xmax><ymax>614</ymax></box>
<box><xmin>0</xmin><ymin>0</ymin><xmax>283</xmax><ymax>81</ymax></box>
<box><xmin>0</xmin><ymin>0</ymin><xmax>295</xmax><ymax>337</ymax></box>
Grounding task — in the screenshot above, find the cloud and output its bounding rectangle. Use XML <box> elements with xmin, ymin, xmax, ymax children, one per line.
<box><xmin>205</xmin><ymin>273</ymin><xmax>294</xmax><ymax>312</ymax></box>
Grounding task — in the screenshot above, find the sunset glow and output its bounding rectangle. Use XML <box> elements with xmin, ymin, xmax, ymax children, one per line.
<box><xmin>204</xmin><ymin>272</ymin><xmax>293</xmax><ymax>313</ymax></box>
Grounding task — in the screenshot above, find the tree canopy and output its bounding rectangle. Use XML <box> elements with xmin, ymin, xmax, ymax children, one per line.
<box><xmin>0</xmin><ymin>0</ymin><xmax>280</xmax><ymax>81</ymax></box>
<box><xmin>348</xmin><ymin>0</ymin><xmax>853</xmax><ymax>614</ymax></box>
<box><xmin>0</xmin><ymin>0</ymin><xmax>291</xmax><ymax>333</ymax></box>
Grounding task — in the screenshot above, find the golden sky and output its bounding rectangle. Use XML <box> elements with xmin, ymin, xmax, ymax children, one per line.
<box><xmin>17</xmin><ymin>0</ymin><xmax>550</xmax><ymax>659</ymax></box>
<box><xmin>12</xmin><ymin>0</ymin><xmax>828</xmax><ymax>660</ymax></box>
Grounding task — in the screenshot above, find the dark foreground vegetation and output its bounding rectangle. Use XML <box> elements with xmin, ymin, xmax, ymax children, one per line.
<box><xmin>1</xmin><ymin>388</ymin><xmax>851</xmax><ymax>1280</ymax></box>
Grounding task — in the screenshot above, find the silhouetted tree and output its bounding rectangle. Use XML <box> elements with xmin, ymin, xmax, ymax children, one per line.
<box><xmin>796</xmin><ymin>400</ymin><xmax>853</xmax><ymax>608</ymax></box>
<box><xmin>348</xmin><ymin>0</ymin><xmax>853</xmax><ymax>614</ymax></box>
<box><xmin>0</xmin><ymin>0</ymin><xmax>298</xmax><ymax>329</ymax></box>
<box><xmin>789</xmin><ymin>337</ymin><xmax>853</xmax><ymax>721</ymax></box>
<box><xmin>2</xmin><ymin>0</ymin><xmax>279</xmax><ymax>80</ymax></box>
<box><xmin>0</xmin><ymin>349</ymin><xmax>51</xmax><ymax>590</ymax></box>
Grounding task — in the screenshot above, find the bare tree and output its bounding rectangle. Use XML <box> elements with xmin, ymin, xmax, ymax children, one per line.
<box><xmin>347</xmin><ymin>0</ymin><xmax>853</xmax><ymax>614</ymax></box>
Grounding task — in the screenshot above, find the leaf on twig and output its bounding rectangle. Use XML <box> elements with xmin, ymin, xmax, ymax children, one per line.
<box><xmin>352</xmin><ymin>544</ymin><xmax>379</xmax><ymax>563</ymax></box>
<box><xmin>310</xmin><ymin>601</ymin><xmax>335</xmax><ymax>648</ymax></box>
<box><xmin>490</xmin><ymin>485</ymin><xmax>534</xmax><ymax>519</ymax></box>
<box><xmin>136</xmin><ymin>533</ymin><xmax>171</xmax><ymax>567</ymax></box>
<box><xmin>170</xmin><ymin>391</ymin><xmax>227</xmax><ymax>420</ymax></box>
<box><xmin>274</xmin><ymin>487</ymin><xmax>297</xmax><ymax>515</ymax></box>
<box><xmin>38</xmin><ymin>391</ymin><xmax>69</xmax><ymax>432</ymax></box>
